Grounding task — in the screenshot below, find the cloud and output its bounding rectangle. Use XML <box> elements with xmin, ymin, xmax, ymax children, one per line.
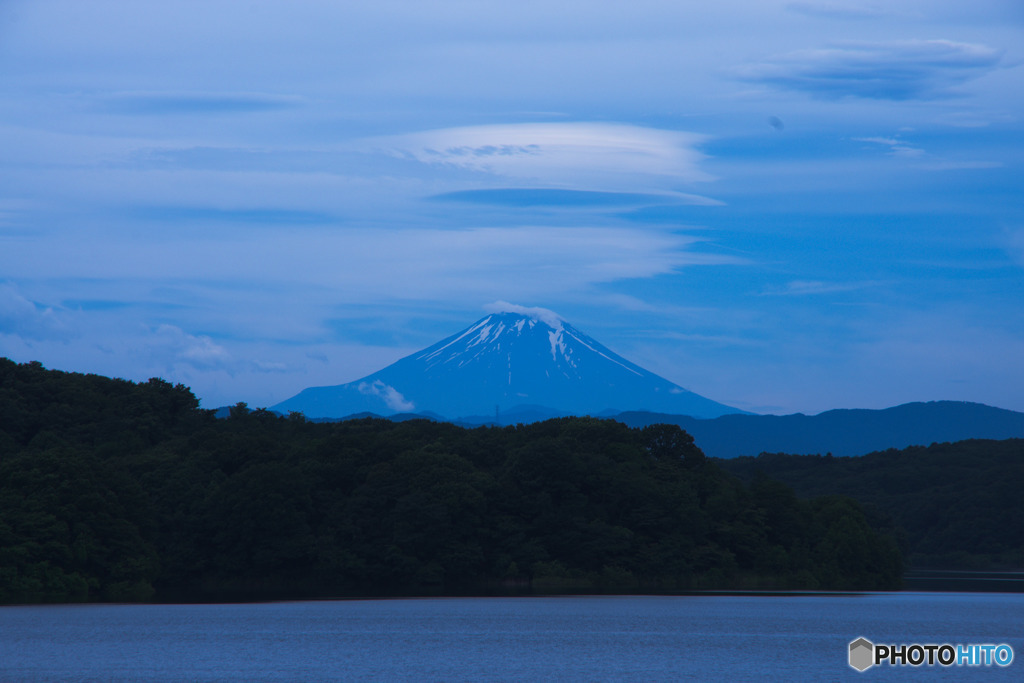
<box><xmin>5</xmin><ymin>226</ymin><xmax>744</xmax><ymax>307</ymax></box>
<box><xmin>253</xmin><ymin>360</ymin><xmax>289</xmax><ymax>373</ymax></box>
<box><xmin>484</xmin><ymin>302</ymin><xmax>564</xmax><ymax>329</ymax></box>
<box><xmin>0</xmin><ymin>284</ymin><xmax>74</xmax><ymax>341</ymax></box>
<box><xmin>914</xmin><ymin>160</ymin><xmax>1003</xmax><ymax>171</ymax></box>
<box><xmin>371</xmin><ymin>123</ymin><xmax>714</xmax><ymax>193</ymax></box>
<box><xmin>429</xmin><ymin>188</ymin><xmax>722</xmax><ymax>208</ymax></box>
<box><xmin>99</xmin><ymin>91</ymin><xmax>302</xmax><ymax>115</ymax></box>
<box><xmin>127</xmin><ymin>205</ymin><xmax>338</xmax><ymax>225</ymax></box>
<box><xmin>760</xmin><ymin>280</ymin><xmax>876</xmax><ymax>296</ymax></box>
<box><xmin>738</xmin><ymin>40</ymin><xmax>1003</xmax><ymax>100</ymax></box>
<box><xmin>855</xmin><ymin>136</ymin><xmax>925</xmax><ymax>158</ymax></box>
<box><xmin>152</xmin><ymin>324</ymin><xmax>233</xmax><ymax>371</ymax></box>
<box><xmin>786</xmin><ymin>2</ymin><xmax>894</xmax><ymax>20</ymax></box>
<box><xmin>855</xmin><ymin>135</ymin><xmax>1003</xmax><ymax>169</ymax></box>
<box><xmin>357</xmin><ymin>380</ymin><xmax>415</xmax><ymax>412</ymax></box>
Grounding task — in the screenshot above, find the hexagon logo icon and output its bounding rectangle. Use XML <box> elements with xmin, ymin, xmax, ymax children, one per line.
<box><xmin>849</xmin><ymin>637</ymin><xmax>874</xmax><ymax>672</ymax></box>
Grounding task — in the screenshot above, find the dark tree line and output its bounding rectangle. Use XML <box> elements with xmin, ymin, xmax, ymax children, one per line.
<box><xmin>718</xmin><ymin>440</ymin><xmax>1024</xmax><ymax>570</ymax></box>
<box><xmin>0</xmin><ymin>358</ymin><xmax>902</xmax><ymax>603</ymax></box>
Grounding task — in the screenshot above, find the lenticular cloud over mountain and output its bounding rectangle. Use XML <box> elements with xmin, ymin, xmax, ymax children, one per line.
<box><xmin>483</xmin><ymin>301</ymin><xmax>564</xmax><ymax>329</ymax></box>
<box><xmin>372</xmin><ymin>122</ymin><xmax>714</xmax><ymax>193</ymax></box>
<box><xmin>272</xmin><ymin>306</ymin><xmax>744</xmax><ymax>420</ymax></box>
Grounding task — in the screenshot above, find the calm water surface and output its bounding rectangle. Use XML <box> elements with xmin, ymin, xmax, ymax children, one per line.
<box><xmin>1</xmin><ymin>593</ymin><xmax>1021</xmax><ymax>681</ymax></box>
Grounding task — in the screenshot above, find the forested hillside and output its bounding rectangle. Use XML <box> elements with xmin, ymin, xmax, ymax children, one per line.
<box><xmin>718</xmin><ymin>441</ymin><xmax>1024</xmax><ymax>570</ymax></box>
<box><xmin>0</xmin><ymin>358</ymin><xmax>901</xmax><ymax>603</ymax></box>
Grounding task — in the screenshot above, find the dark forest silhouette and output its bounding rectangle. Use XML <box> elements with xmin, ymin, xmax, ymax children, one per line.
<box><xmin>0</xmin><ymin>357</ymin><xmax>964</xmax><ymax>603</ymax></box>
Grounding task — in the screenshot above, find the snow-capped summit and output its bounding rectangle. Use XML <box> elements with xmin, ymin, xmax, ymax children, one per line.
<box><xmin>272</xmin><ymin>306</ymin><xmax>745</xmax><ymax>420</ymax></box>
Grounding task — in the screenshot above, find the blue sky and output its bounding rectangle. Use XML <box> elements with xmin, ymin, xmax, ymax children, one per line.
<box><xmin>1</xmin><ymin>0</ymin><xmax>1022</xmax><ymax>414</ymax></box>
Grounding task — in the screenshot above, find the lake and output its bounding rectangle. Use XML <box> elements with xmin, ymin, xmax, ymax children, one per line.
<box><xmin>1</xmin><ymin>593</ymin><xmax>1020</xmax><ymax>681</ymax></box>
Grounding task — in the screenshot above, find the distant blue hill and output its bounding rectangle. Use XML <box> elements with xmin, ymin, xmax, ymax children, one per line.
<box><xmin>611</xmin><ymin>401</ymin><xmax>1024</xmax><ymax>458</ymax></box>
<box><xmin>272</xmin><ymin>308</ymin><xmax>745</xmax><ymax>420</ymax></box>
<box><xmin>253</xmin><ymin>400</ymin><xmax>1024</xmax><ymax>459</ymax></box>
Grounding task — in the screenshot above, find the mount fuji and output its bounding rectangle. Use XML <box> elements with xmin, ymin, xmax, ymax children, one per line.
<box><xmin>272</xmin><ymin>305</ymin><xmax>746</xmax><ymax>420</ymax></box>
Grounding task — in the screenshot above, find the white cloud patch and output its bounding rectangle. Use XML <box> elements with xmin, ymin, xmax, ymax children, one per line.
<box><xmin>738</xmin><ymin>39</ymin><xmax>1003</xmax><ymax>100</ymax></box>
<box><xmin>0</xmin><ymin>284</ymin><xmax>74</xmax><ymax>340</ymax></box>
<box><xmin>760</xmin><ymin>280</ymin><xmax>876</xmax><ymax>296</ymax></box>
<box><xmin>855</xmin><ymin>135</ymin><xmax>925</xmax><ymax>158</ymax></box>
<box><xmin>153</xmin><ymin>324</ymin><xmax>233</xmax><ymax>371</ymax></box>
<box><xmin>371</xmin><ymin>123</ymin><xmax>714</xmax><ymax>193</ymax></box>
<box><xmin>484</xmin><ymin>301</ymin><xmax>564</xmax><ymax>329</ymax></box>
<box><xmin>357</xmin><ymin>379</ymin><xmax>415</xmax><ymax>412</ymax></box>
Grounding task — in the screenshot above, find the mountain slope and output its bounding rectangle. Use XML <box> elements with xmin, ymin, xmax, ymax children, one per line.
<box><xmin>613</xmin><ymin>401</ymin><xmax>1024</xmax><ymax>458</ymax></box>
<box><xmin>273</xmin><ymin>309</ymin><xmax>744</xmax><ymax>419</ymax></box>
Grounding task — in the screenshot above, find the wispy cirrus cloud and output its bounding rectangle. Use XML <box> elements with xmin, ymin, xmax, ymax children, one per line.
<box><xmin>855</xmin><ymin>135</ymin><xmax>925</xmax><ymax>158</ymax></box>
<box><xmin>429</xmin><ymin>188</ymin><xmax>723</xmax><ymax>208</ymax></box>
<box><xmin>738</xmin><ymin>39</ymin><xmax>1003</xmax><ymax>100</ymax></box>
<box><xmin>2</xmin><ymin>226</ymin><xmax>741</xmax><ymax>295</ymax></box>
<box><xmin>99</xmin><ymin>91</ymin><xmax>303</xmax><ymax>115</ymax></box>
<box><xmin>759</xmin><ymin>280</ymin><xmax>877</xmax><ymax>296</ymax></box>
<box><xmin>126</xmin><ymin>205</ymin><xmax>339</xmax><ymax>226</ymax></box>
<box><xmin>915</xmin><ymin>160</ymin><xmax>1003</xmax><ymax>172</ymax></box>
<box><xmin>855</xmin><ymin>134</ymin><xmax>1003</xmax><ymax>170</ymax></box>
<box><xmin>786</xmin><ymin>1</ymin><xmax>896</xmax><ymax>20</ymax></box>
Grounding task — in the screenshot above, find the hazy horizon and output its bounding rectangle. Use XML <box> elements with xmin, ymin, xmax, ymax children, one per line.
<box><xmin>1</xmin><ymin>1</ymin><xmax>1022</xmax><ymax>415</ymax></box>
